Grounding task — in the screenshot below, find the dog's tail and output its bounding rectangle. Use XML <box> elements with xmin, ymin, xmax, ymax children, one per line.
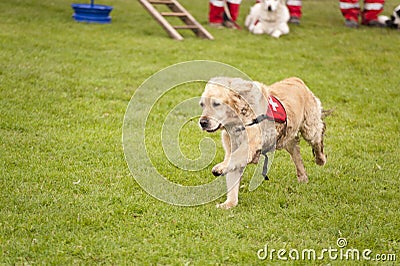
<box><xmin>321</xmin><ymin>109</ymin><xmax>334</xmax><ymax>119</ymax></box>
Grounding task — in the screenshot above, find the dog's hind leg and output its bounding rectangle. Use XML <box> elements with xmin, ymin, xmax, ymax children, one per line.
<box><xmin>309</xmin><ymin>122</ymin><xmax>327</xmax><ymax>166</ymax></box>
<box><xmin>300</xmin><ymin>109</ymin><xmax>327</xmax><ymax>166</ymax></box>
<box><xmin>285</xmin><ymin>136</ymin><xmax>308</xmax><ymax>183</ymax></box>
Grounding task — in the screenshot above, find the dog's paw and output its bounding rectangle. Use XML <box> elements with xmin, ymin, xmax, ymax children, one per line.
<box><xmin>297</xmin><ymin>174</ymin><xmax>309</xmax><ymax>183</ymax></box>
<box><xmin>212</xmin><ymin>163</ymin><xmax>227</xmax><ymax>176</ymax></box>
<box><xmin>271</xmin><ymin>31</ymin><xmax>282</xmax><ymax>38</ymax></box>
<box><xmin>315</xmin><ymin>154</ymin><xmax>326</xmax><ymax>166</ymax></box>
<box><xmin>216</xmin><ymin>200</ymin><xmax>238</xmax><ymax>209</ymax></box>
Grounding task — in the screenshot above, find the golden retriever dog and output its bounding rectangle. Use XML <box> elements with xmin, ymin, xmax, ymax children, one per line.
<box><xmin>199</xmin><ymin>77</ymin><xmax>327</xmax><ymax>209</ymax></box>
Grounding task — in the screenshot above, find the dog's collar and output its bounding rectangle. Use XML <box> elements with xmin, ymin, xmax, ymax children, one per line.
<box><xmin>234</xmin><ymin>113</ymin><xmax>274</xmax><ymax>132</ymax></box>
<box><xmin>235</xmin><ymin>96</ymin><xmax>287</xmax><ymax>132</ymax></box>
<box><xmin>261</xmin><ymin>18</ymin><xmax>277</xmax><ymax>23</ymax></box>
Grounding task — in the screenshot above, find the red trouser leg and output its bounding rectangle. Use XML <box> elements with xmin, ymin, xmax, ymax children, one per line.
<box><xmin>362</xmin><ymin>0</ymin><xmax>385</xmax><ymax>23</ymax></box>
<box><xmin>287</xmin><ymin>0</ymin><xmax>302</xmax><ymax>18</ymax></box>
<box><xmin>339</xmin><ymin>0</ymin><xmax>360</xmax><ymax>22</ymax></box>
<box><xmin>227</xmin><ymin>2</ymin><xmax>240</xmax><ymax>22</ymax></box>
<box><xmin>209</xmin><ymin>2</ymin><xmax>224</xmax><ymax>24</ymax></box>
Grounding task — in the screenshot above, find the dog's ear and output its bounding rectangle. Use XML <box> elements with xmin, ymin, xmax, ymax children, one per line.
<box><xmin>231</xmin><ymin>91</ymin><xmax>251</xmax><ymax>117</ymax></box>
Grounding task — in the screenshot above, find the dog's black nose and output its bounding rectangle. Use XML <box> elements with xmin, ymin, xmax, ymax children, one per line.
<box><xmin>199</xmin><ymin>118</ymin><xmax>209</xmax><ymax>129</ymax></box>
<box><xmin>268</xmin><ymin>5</ymin><xmax>272</xmax><ymax>11</ymax></box>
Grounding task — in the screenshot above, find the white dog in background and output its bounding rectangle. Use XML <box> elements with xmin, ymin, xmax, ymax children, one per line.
<box><xmin>245</xmin><ymin>0</ymin><xmax>290</xmax><ymax>38</ymax></box>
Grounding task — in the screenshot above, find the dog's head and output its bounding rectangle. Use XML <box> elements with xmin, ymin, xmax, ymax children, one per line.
<box><xmin>199</xmin><ymin>77</ymin><xmax>264</xmax><ymax>133</ymax></box>
<box><xmin>261</xmin><ymin>0</ymin><xmax>281</xmax><ymax>12</ymax></box>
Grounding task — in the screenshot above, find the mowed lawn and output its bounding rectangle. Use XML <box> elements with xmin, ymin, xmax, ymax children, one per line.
<box><xmin>1</xmin><ymin>0</ymin><xmax>399</xmax><ymax>264</ymax></box>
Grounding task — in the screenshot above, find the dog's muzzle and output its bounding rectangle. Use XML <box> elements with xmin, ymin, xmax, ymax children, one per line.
<box><xmin>199</xmin><ymin>117</ymin><xmax>221</xmax><ymax>132</ymax></box>
<box><xmin>199</xmin><ymin>117</ymin><xmax>209</xmax><ymax>129</ymax></box>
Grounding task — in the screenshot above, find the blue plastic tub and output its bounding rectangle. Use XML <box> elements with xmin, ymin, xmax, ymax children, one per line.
<box><xmin>71</xmin><ymin>3</ymin><xmax>113</xmax><ymax>24</ymax></box>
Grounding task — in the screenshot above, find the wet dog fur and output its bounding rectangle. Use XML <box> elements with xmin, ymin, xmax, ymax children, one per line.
<box><xmin>199</xmin><ymin>77</ymin><xmax>327</xmax><ymax>209</ymax></box>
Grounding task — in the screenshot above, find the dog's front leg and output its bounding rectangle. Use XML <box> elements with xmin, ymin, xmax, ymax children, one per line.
<box><xmin>272</xmin><ymin>23</ymin><xmax>289</xmax><ymax>38</ymax></box>
<box><xmin>212</xmin><ymin>128</ymin><xmax>253</xmax><ymax>176</ymax></box>
<box><xmin>216</xmin><ymin>167</ymin><xmax>244</xmax><ymax>209</ymax></box>
<box><xmin>285</xmin><ymin>137</ymin><xmax>308</xmax><ymax>182</ymax></box>
<box><xmin>216</xmin><ymin>143</ymin><xmax>250</xmax><ymax>209</ymax></box>
<box><xmin>212</xmin><ymin>131</ymin><xmax>231</xmax><ymax>176</ymax></box>
<box><xmin>271</xmin><ymin>30</ymin><xmax>283</xmax><ymax>38</ymax></box>
<box><xmin>252</xmin><ymin>22</ymin><xmax>264</xmax><ymax>34</ymax></box>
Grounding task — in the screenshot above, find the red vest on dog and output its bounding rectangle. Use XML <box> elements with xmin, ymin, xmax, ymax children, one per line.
<box><xmin>266</xmin><ymin>96</ymin><xmax>286</xmax><ymax>123</ymax></box>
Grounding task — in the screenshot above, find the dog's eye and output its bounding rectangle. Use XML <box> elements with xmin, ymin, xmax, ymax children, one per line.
<box><xmin>199</xmin><ymin>102</ymin><xmax>204</xmax><ymax>108</ymax></box>
<box><xmin>213</xmin><ymin>102</ymin><xmax>221</xmax><ymax>107</ymax></box>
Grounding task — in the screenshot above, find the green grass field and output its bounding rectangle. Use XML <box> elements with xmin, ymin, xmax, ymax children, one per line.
<box><xmin>1</xmin><ymin>0</ymin><xmax>399</xmax><ymax>264</ymax></box>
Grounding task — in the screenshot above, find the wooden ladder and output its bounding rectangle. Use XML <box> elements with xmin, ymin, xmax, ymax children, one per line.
<box><xmin>138</xmin><ymin>0</ymin><xmax>214</xmax><ymax>40</ymax></box>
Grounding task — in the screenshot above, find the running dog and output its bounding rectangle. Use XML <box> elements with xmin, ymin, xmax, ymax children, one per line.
<box><xmin>199</xmin><ymin>77</ymin><xmax>328</xmax><ymax>209</ymax></box>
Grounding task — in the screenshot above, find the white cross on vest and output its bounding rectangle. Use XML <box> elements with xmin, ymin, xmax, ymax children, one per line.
<box><xmin>268</xmin><ymin>96</ymin><xmax>279</xmax><ymax>111</ymax></box>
